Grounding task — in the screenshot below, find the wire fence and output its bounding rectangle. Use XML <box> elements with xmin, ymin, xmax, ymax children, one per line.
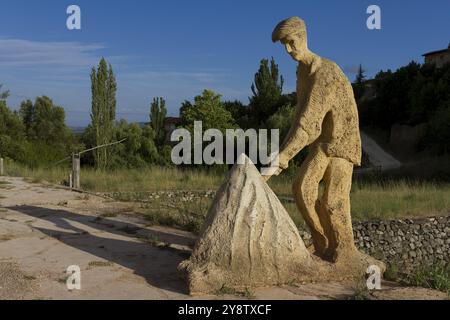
<box><xmin>45</xmin><ymin>139</ymin><xmax>127</xmax><ymax>170</ymax></box>
<box><xmin>39</xmin><ymin>139</ymin><xmax>128</xmax><ymax>189</ymax></box>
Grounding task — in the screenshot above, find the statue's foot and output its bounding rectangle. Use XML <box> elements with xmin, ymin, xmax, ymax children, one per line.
<box><xmin>331</xmin><ymin>247</ymin><xmax>386</xmax><ymax>277</ymax></box>
<box><xmin>309</xmin><ymin>233</ymin><xmax>330</xmax><ymax>258</ymax></box>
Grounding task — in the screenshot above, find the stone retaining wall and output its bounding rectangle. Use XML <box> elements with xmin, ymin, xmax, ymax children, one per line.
<box><xmin>104</xmin><ymin>190</ymin><xmax>449</xmax><ymax>270</ymax></box>
<box><xmin>300</xmin><ymin>215</ymin><xmax>450</xmax><ymax>271</ymax></box>
<box><xmin>352</xmin><ymin>216</ymin><xmax>449</xmax><ymax>270</ymax></box>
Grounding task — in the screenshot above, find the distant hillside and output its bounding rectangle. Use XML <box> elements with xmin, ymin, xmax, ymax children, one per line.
<box><xmin>70</xmin><ymin>122</ymin><xmax>149</xmax><ymax>135</ymax></box>
<box><xmin>357</xmin><ymin>61</ymin><xmax>450</xmax><ymax>155</ymax></box>
<box><xmin>70</xmin><ymin>126</ymin><xmax>86</xmax><ymax>134</ymax></box>
<box><xmin>137</xmin><ymin>122</ymin><xmax>148</xmax><ymax>128</ymax></box>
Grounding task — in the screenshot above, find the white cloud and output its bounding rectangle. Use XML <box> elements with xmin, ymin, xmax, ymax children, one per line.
<box><xmin>119</xmin><ymin>70</ymin><xmax>230</xmax><ymax>85</ymax></box>
<box><xmin>117</xmin><ymin>69</ymin><xmax>250</xmax><ymax>112</ymax></box>
<box><xmin>0</xmin><ymin>38</ymin><xmax>251</xmax><ymax>125</ymax></box>
<box><xmin>0</xmin><ymin>38</ymin><xmax>104</xmax><ymax>67</ymax></box>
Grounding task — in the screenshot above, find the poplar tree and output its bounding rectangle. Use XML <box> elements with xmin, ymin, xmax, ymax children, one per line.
<box><xmin>150</xmin><ymin>97</ymin><xmax>167</xmax><ymax>147</ymax></box>
<box><xmin>90</xmin><ymin>58</ymin><xmax>117</xmax><ymax>169</ymax></box>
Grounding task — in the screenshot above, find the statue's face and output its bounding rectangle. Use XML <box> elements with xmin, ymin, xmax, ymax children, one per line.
<box><xmin>281</xmin><ymin>34</ymin><xmax>306</xmax><ymax>62</ymax></box>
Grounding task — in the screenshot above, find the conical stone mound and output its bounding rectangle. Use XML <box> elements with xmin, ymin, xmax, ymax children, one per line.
<box><xmin>179</xmin><ymin>155</ymin><xmax>316</xmax><ymax>294</ymax></box>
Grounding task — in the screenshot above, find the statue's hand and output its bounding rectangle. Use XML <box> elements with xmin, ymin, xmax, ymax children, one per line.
<box><xmin>279</xmin><ymin>153</ymin><xmax>290</xmax><ymax>170</ymax></box>
<box><xmin>262</xmin><ymin>167</ymin><xmax>283</xmax><ymax>182</ymax></box>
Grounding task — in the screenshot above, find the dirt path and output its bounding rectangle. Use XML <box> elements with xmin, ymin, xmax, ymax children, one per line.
<box><xmin>0</xmin><ymin>177</ymin><xmax>447</xmax><ymax>300</ymax></box>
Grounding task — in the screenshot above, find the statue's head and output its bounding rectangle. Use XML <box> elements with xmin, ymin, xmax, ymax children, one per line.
<box><xmin>272</xmin><ymin>17</ymin><xmax>308</xmax><ymax>62</ymax></box>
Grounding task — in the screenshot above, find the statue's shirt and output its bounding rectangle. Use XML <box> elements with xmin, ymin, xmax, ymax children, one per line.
<box><xmin>294</xmin><ymin>58</ymin><xmax>362</xmax><ymax>166</ymax></box>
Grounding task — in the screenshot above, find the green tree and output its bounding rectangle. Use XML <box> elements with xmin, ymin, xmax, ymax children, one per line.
<box><xmin>427</xmin><ymin>104</ymin><xmax>450</xmax><ymax>154</ymax></box>
<box><xmin>353</xmin><ymin>64</ymin><xmax>366</xmax><ymax>101</ymax></box>
<box><xmin>113</xmin><ymin>120</ymin><xmax>146</xmax><ymax>168</ymax></box>
<box><xmin>141</xmin><ymin>124</ymin><xmax>162</xmax><ymax>164</ymax></box>
<box><xmin>110</xmin><ymin>120</ymin><xmax>166</xmax><ymax>168</ymax></box>
<box><xmin>0</xmin><ymin>100</ymin><xmax>26</xmax><ymax>161</ymax></box>
<box><xmin>0</xmin><ymin>101</ymin><xmax>24</xmax><ymax>140</ymax></box>
<box><xmin>358</xmin><ymin>61</ymin><xmax>450</xmax><ymax>155</ymax></box>
<box><xmin>18</xmin><ymin>99</ymin><xmax>34</xmax><ymax>137</ymax></box>
<box><xmin>223</xmin><ymin>100</ymin><xmax>249</xmax><ymax>128</ymax></box>
<box><xmin>1</xmin><ymin>87</ymin><xmax>75</xmax><ymax>167</ymax></box>
<box><xmin>179</xmin><ymin>90</ymin><xmax>236</xmax><ymax>167</ymax></box>
<box><xmin>18</xmin><ymin>96</ymin><xmax>73</xmax><ymax>166</ymax></box>
<box><xmin>150</xmin><ymin>97</ymin><xmax>167</xmax><ymax>146</ymax></box>
<box><xmin>249</xmin><ymin>57</ymin><xmax>284</xmax><ymax>126</ymax></box>
<box><xmin>180</xmin><ymin>89</ymin><xmax>236</xmax><ymax>132</ymax></box>
<box><xmin>355</xmin><ymin>64</ymin><xmax>366</xmax><ymax>84</ymax></box>
<box><xmin>0</xmin><ymin>84</ymin><xmax>10</xmax><ymax>100</ymax></box>
<box><xmin>266</xmin><ymin>102</ymin><xmax>307</xmax><ymax>167</ymax></box>
<box><xmin>266</xmin><ymin>104</ymin><xmax>295</xmax><ymax>142</ymax></box>
<box><xmin>359</xmin><ymin>61</ymin><xmax>422</xmax><ymax>129</ymax></box>
<box><xmin>17</xmin><ymin>96</ymin><xmax>71</xmax><ymax>145</ymax></box>
<box><xmin>90</xmin><ymin>58</ymin><xmax>117</xmax><ymax>169</ymax></box>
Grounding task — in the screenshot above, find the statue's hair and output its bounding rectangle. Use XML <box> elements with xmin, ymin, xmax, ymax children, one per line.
<box><xmin>272</xmin><ymin>17</ymin><xmax>307</xmax><ymax>43</ymax></box>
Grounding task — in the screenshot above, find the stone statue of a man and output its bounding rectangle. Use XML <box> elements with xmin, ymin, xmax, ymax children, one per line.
<box><xmin>266</xmin><ymin>17</ymin><xmax>362</xmax><ymax>263</ymax></box>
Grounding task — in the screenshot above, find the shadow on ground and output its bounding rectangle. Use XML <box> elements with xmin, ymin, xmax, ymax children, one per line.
<box><xmin>6</xmin><ymin>205</ymin><xmax>194</xmax><ymax>295</ymax></box>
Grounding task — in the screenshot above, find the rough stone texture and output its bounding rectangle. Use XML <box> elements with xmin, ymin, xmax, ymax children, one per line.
<box><xmin>105</xmin><ymin>189</ymin><xmax>449</xmax><ymax>272</ymax></box>
<box><xmin>180</xmin><ymin>156</ymin><xmax>384</xmax><ymax>295</ymax></box>
<box><xmin>181</xmin><ymin>17</ymin><xmax>385</xmax><ymax>294</ymax></box>
<box><xmin>179</xmin><ymin>155</ymin><xmax>315</xmax><ymax>294</ymax></box>
<box><xmin>297</xmin><ymin>216</ymin><xmax>449</xmax><ymax>271</ymax></box>
<box><xmin>268</xmin><ymin>17</ymin><xmax>370</xmax><ymax>264</ymax></box>
<box><xmin>352</xmin><ymin>216</ymin><xmax>450</xmax><ymax>271</ymax></box>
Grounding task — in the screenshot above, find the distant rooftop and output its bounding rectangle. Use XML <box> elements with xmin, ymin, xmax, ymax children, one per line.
<box><xmin>422</xmin><ymin>43</ymin><xmax>450</xmax><ymax>57</ymax></box>
<box><xmin>164</xmin><ymin>117</ymin><xmax>180</xmax><ymax>124</ymax></box>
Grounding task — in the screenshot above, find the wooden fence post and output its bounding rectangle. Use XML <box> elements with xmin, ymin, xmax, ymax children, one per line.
<box><xmin>0</xmin><ymin>158</ymin><xmax>3</xmax><ymax>176</ymax></box>
<box><xmin>72</xmin><ymin>154</ymin><xmax>80</xmax><ymax>189</ymax></box>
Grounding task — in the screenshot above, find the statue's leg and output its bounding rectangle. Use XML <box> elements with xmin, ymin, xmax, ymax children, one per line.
<box><xmin>320</xmin><ymin>157</ymin><xmax>356</xmax><ymax>261</ymax></box>
<box><xmin>293</xmin><ymin>147</ymin><xmax>330</xmax><ymax>256</ymax></box>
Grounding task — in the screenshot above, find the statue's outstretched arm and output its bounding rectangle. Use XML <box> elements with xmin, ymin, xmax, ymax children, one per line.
<box><xmin>278</xmin><ymin>84</ymin><xmax>330</xmax><ymax>169</ymax></box>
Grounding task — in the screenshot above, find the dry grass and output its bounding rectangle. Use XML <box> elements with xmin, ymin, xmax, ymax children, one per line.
<box><xmin>88</xmin><ymin>261</ymin><xmax>115</xmax><ymax>268</ymax></box>
<box><xmin>4</xmin><ymin>159</ymin><xmax>223</xmax><ymax>192</ymax></box>
<box><xmin>4</xmin><ymin>159</ymin><xmax>450</xmax><ymax>222</ymax></box>
<box><xmin>406</xmin><ymin>263</ymin><xmax>450</xmax><ymax>295</ymax></box>
<box><xmin>134</xmin><ymin>196</ymin><xmax>211</xmax><ymax>234</ymax></box>
<box><xmin>351</xmin><ymin>180</ymin><xmax>450</xmax><ymax>220</ymax></box>
<box><xmin>271</xmin><ymin>174</ymin><xmax>450</xmax><ymax>221</ymax></box>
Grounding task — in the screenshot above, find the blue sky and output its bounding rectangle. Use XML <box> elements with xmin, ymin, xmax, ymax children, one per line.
<box><xmin>1</xmin><ymin>0</ymin><xmax>449</xmax><ymax>126</ymax></box>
